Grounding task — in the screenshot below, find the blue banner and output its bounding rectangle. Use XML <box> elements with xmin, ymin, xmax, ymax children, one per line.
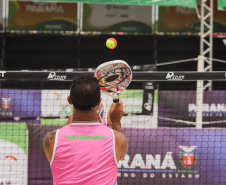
<box><xmin>118</xmin><ymin>128</ymin><xmax>226</xmax><ymax>185</ymax></box>
<box><xmin>0</xmin><ymin>89</ymin><xmax>41</xmax><ymax>123</ymax></box>
<box><xmin>28</xmin><ymin>124</ymin><xmax>226</xmax><ymax>184</ymax></box>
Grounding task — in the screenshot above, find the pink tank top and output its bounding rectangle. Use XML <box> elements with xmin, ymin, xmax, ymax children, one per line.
<box><xmin>50</xmin><ymin>123</ymin><xmax>118</xmax><ymax>185</ymax></box>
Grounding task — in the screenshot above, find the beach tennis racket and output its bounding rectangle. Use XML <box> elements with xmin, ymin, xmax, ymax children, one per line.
<box><xmin>95</xmin><ymin>60</ymin><xmax>132</xmax><ymax>104</ymax></box>
<box><xmin>97</xmin><ymin>102</ymin><xmax>107</xmax><ymax>124</ymax></box>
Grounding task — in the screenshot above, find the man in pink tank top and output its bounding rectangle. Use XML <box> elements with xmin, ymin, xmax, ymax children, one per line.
<box><xmin>43</xmin><ymin>73</ymin><xmax>127</xmax><ymax>185</ymax></box>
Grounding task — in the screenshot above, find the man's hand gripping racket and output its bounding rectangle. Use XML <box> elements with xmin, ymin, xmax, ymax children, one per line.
<box><xmin>95</xmin><ymin>60</ymin><xmax>132</xmax><ymax>105</ymax></box>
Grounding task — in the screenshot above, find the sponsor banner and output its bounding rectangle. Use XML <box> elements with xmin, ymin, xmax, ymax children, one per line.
<box><xmin>47</xmin><ymin>72</ymin><xmax>67</xmax><ymax>81</ymax></box>
<box><xmin>0</xmin><ymin>89</ymin><xmax>41</xmax><ymax>124</ymax></box>
<box><xmin>159</xmin><ymin>90</ymin><xmax>226</xmax><ymax>126</ymax></box>
<box><xmin>41</xmin><ymin>89</ymin><xmax>158</xmax><ymax>128</ymax></box>
<box><xmin>82</xmin><ymin>3</ymin><xmax>152</xmax><ymax>33</ymax></box>
<box><xmin>165</xmin><ymin>72</ymin><xmax>185</xmax><ymax>80</ymax></box>
<box><xmin>118</xmin><ymin>128</ymin><xmax>226</xmax><ymax>185</ymax></box>
<box><xmin>218</xmin><ymin>0</ymin><xmax>226</xmax><ymax>10</ymax></box>
<box><xmin>142</xmin><ymin>82</ymin><xmax>155</xmax><ymax>115</ymax></box>
<box><xmin>102</xmin><ymin>89</ymin><xmax>158</xmax><ymax>128</ymax></box>
<box><xmin>158</xmin><ymin>0</ymin><xmax>226</xmax><ymax>33</ymax></box>
<box><xmin>102</xmin><ymin>90</ymin><xmax>144</xmax><ymax>114</ymax></box>
<box><xmin>28</xmin><ymin>124</ymin><xmax>225</xmax><ymax>184</ymax></box>
<box><xmin>41</xmin><ymin>0</ymin><xmax>196</xmax><ymax>8</ymax></box>
<box><xmin>8</xmin><ymin>1</ymin><xmax>77</xmax><ymax>31</ymax></box>
<box><xmin>0</xmin><ymin>123</ymin><xmax>28</xmax><ymax>184</ymax></box>
<box><xmin>0</xmin><ymin>71</ymin><xmax>6</xmax><ymax>78</ymax></box>
<box><xmin>41</xmin><ymin>90</ymin><xmax>71</xmax><ymax>125</ymax></box>
<box><xmin>0</xmin><ymin>0</ymin><xmax>3</xmax><ymax>31</ymax></box>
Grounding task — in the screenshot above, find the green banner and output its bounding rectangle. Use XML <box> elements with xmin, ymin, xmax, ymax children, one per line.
<box><xmin>83</xmin><ymin>3</ymin><xmax>152</xmax><ymax>33</ymax></box>
<box><xmin>18</xmin><ymin>0</ymin><xmax>197</xmax><ymax>8</ymax></box>
<box><xmin>158</xmin><ymin>6</ymin><xmax>200</xmax><ymax>33</ymax></box>
<box><xmin>218</xmin><ymin>0</ymin><xmax>226</xmax><ymax>10</ymax></box>
<box><xmin>158</xmin><ymin>1</ymin><xmax>226</xmax><ymax>33</ymax></box>
<box><xmin>8</xmin><ymin>1</ymin><xmax>78</xmax><ymax>31</ymax></box>
<box><xmin>0</xmin><ymin>123</ymin><xmax>27</xmax><ymax>153</ymax></box>
<box><xmin>0</xmin><ymin>123</ymin><xmax>28</xmax><ymax>184</ymax></box>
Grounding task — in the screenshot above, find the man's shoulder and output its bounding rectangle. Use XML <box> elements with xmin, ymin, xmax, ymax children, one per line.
<box><xmin>43</xmin><ymin>130</ymin><xmax>57</xmax><ymax>162</ymax></box>
<box><xmin>43</xmin><ymin>130</ymin><xmax>57</xmax><ymax>150</ymax></box>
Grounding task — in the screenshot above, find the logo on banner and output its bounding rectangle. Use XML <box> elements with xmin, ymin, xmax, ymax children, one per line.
<box><xmin>26</xmin><ymin>3</ymin><xmax>64</xmax><ymax>13</ymax></box>
<box><xmin>179</xmin><ymin>145</ymin><xmax>198</xmax><ymax>169</ymax></box>
<box><xmin>189</xmin><ymin>103</ymin><xmax>226</xmax><ymax>116</ymax></box>
<box><xmin>2</xmin><ymin>98</ymin><xmax>11</xmax><ymax>110</ymax></box>
<box><xmin>55</xmin><ymin>93</ymin><xmax>73</xmax><ymax>117</ymax></box>
<box><xmin>144</xmin><ymin>93</ymin><xmax>153</xmax><ymax>111</ymax></box>
<box><xmin>0</xmin><ymin>71</ymin><xmax>6</xmax><ymax>77</ymax></box>
<box><xmin>6</xmin><ymin>155</ymin><xmax>17</xmax><ymax>161</ymax></box>
<box><xmin>166</xmin><ymin>72</ymin><xmax>184</xmax><ymax>80</ymax></box>
<box><xmin>0</xmin><ymin>139</ymin><xmax>28</xmax><ymax>184</ymax></box>
<box><xmin>47</xmin><ymin>72</ymin><xmax>67</xmax><ymax>81</ymax></box>
<box><xmin>55</xmin><ymin>93</ymin><xmax>61</xmax><ymax>100</ymax></box>
<box><xmin>0</xmin><ymin>98</ymin><xmax>13</xmax><ymax>116</ymax></box>
<box><xmin>118</xmin><ymin>151</ymin><xmax>200</xmax><ymax>180</ymax></box>
<box><xmin>142</xmin><ymin>82</ymin><xmax>155</xmax><ymax>115</ymax></box>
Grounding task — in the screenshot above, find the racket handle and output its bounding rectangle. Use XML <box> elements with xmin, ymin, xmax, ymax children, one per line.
<box><xmin>113</xmin><ymin>98</ymin><xmax>119</xmax><ymax>105</ymax></box>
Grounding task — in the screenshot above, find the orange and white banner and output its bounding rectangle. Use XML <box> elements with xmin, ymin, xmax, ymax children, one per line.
<box><xmin>158</xmin><ymin>0</ymin><xmax>226</xmax><ymax>33</ymax></box>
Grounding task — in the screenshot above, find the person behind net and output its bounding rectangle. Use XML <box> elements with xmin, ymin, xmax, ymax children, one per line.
<box><xmin>43</xmin><ymin>73</ymin><xmax>128</xmax><ymax>185</ymax></box>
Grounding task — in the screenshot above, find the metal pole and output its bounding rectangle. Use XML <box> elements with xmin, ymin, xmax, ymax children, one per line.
<box><xmin>196</xmin><ymin>55</ymin><xmax>205</xmax><ymax>128</ymax></box>
<box><xmin>199</xmin><ymin>0</ymin><xmax>213</xmax><ymax>90</ymax></box>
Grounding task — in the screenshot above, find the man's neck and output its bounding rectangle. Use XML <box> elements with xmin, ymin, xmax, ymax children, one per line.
<box><xmin>68</xmin><ymin>109</ymin><xmax>99</xmax><ymax>124</ymax></box>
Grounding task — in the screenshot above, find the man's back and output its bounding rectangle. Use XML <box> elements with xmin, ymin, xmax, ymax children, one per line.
<box><xmin>50</xmin><ymin>122</ymin><xmax>118</xmax><ymax>185</ymax></box>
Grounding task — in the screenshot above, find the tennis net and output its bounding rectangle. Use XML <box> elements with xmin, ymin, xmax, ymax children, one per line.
<box><xmin>0</xmin><ymin>70</ymin><xmax>225</xmax><ymax>185</ymax></box>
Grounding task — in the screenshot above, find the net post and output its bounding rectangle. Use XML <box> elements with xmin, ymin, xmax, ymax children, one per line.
<box><xmin>196</xmin><ymin>55</ymin><xmax>205</xmax><ymax>128</ymax></box>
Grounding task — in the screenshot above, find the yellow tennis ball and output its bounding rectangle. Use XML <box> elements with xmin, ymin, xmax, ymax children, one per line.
<box><xmin>106</xmin><ymin>38</ymin><xmax>117</xmax><ymax>49</ymax></box>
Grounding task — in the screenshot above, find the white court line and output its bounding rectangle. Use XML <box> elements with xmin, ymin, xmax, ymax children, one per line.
<box><xmin>158</xmin><ymin>116</ymin><xmax>196</xmax><ymax>125</ymax></box>
<box><xmin>159</xmin><ymin>116</ymin><xmax>226</xmax><ymax>125</ymax></box>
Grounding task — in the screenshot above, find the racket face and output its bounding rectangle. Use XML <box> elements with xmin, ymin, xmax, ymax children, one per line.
<box><xmin>95</xmin><ymin>60</ymin><xmax>132</xmax><ymax>98</ymax></box>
